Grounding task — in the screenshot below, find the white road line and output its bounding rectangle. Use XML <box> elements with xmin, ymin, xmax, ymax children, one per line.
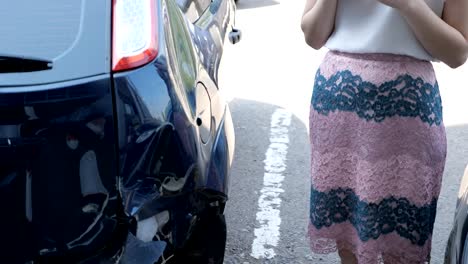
<box><xmin>251</xmin><ymin>108</ymin><xmax>292</xmax><ymax>259</ymax></box>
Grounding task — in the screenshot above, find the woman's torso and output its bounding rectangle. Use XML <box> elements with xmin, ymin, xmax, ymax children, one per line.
<box><xmin>325</xmin><ymin>0</ymin><xmax>445</xmax><ymax>61</ymax></box>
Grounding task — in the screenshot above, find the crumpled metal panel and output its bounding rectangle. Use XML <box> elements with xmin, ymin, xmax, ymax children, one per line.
<box><xmin>120</xmin><ymin>233</ymin><xmax>166</xmax><ymax>264</ymax></box>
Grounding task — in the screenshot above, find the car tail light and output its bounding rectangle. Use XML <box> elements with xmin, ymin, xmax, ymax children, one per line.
<box><xmin>112</xmin><ymin>0</ymin><xmax>158</xmax><ymax>72</ymax></box>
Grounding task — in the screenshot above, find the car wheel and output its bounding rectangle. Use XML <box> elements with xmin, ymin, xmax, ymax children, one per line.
<box><xmin>174</xmin><ymin>212</ymin><xmax>227</xmax><ymax>264</ymax></box>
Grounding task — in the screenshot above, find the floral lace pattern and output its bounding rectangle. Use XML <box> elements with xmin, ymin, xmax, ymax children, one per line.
<box><xmin>309</xmin><ymin>223</ymin><xmax>432</xmax><ymax>264</ymax></box>
<box><xmin>308</xmin><ymin>52</ymin><xmax>446</xmax><ymax>263</ymax></box>
<box><xmin>309</xmin><ymin>111</ymin><xmax>447</xmax><ymax>167</ymax></box>
<box><xmin>311</xmin><ymin>70</ymin><xmax>443</xmax><ymax>125</ymax></box>
<box><xmin>310</xmin><ymin>187</ymin><xmax>437</xmax><ymax>246</ymax></box>
<box><xmin>310</xmin><ymin>149</ymin><xmax>444</xmax><ymax>206</ymax></box>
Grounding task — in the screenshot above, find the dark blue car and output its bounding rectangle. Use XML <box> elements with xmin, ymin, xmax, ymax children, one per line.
<box><xmin>0</xmin><ymin>0</ymin><xmax>239</xmax><ymax>263</ymax></box>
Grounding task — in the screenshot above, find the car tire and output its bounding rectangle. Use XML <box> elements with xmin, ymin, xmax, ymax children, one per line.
<box><xmin>174</xmin><ymin>212</ymin><xmax>227</xmax><ymax>264</ymax></box>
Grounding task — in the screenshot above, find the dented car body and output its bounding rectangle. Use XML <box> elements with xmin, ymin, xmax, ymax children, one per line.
<box><xmin>0</xmin><ymin>0</ymin><xmax>237</xmax><ymax>263</ymax></box>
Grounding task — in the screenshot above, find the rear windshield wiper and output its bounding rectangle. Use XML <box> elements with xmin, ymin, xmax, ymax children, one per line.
<box><xmin>0</xmin><ymin>55</ymin><xmax>52</xmax><ymax>73</ymax></box>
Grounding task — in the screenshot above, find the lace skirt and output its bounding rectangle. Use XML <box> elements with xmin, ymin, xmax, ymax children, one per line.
<box><xmin>308</xmin><ymin>51</ymin><xmax>447</xmax><ymax>263</ymax></box>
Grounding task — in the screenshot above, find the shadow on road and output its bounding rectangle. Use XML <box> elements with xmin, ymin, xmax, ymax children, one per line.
<box><xmin>236</xmin><ymin>0</ymin><xmax>280</xmax><ymax>10</ymax></box>
<box><xmin>444</xmin><ymin>123</ymin><xmax>468</xmax><ymax>193</ymax></box>
<box><xmin>432</xmin><ymin>123</ymin><xmax>468</xmax><ymax>263</ymax></box>
<box><xmin>225</xmin><ymin>98</ymin><xmax>322</xmax><ymax>263</ymax></box>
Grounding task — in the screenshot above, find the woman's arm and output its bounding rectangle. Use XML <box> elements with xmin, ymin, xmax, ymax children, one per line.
<box><xmin>300</xmin><ymin>0</ymin><xmax>338</xmax><ymax>50</ymax></box>
<box><xmin>380</xmin><ymin>0</ymin><xmax>468</xmax><ymax>68</ymax></box>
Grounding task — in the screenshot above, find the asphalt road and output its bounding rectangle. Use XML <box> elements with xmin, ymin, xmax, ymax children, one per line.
<box><xmin>218</xmin><ymin>0</ymin><xmax>468</xmax><ymax>263</ymax></box>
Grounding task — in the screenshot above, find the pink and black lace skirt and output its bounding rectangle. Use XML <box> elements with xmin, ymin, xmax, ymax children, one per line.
<box><xmin>308</xmin><ymin>51</ymin><xmax>447</xmax><ymax>263</ymax></box>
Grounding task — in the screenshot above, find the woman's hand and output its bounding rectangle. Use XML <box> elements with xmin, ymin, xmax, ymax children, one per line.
<box><xmin>378</xmin><ymin>0</ymin><xmax>468</xmax><ymax>68</ymax></box>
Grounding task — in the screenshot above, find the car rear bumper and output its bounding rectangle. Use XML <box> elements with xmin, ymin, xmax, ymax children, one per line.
<box><xmin>0</xmin><ymin>50</ymin><xmax>234</xmax><ymax>263</ymax></box>
<box><xmin>0</xmin><ymin>75</ymin><xmax>125</xmax><ymax>263</ymax></box>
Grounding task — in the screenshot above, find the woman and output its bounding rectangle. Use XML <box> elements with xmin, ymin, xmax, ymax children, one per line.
<box><xmin>301</xmin><ymin>0</ymin><xmax>467</xmax><ymax>263</ymax></box>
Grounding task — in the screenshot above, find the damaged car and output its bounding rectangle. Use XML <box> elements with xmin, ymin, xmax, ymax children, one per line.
<box><xmin>0</xmin><ymin>0</ymin><xmax>240</xmax><ymax>263</ymax></box>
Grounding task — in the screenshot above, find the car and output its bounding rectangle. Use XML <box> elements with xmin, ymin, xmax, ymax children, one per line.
<box><xmin>445</xmin><ymin>165</ymin><xmax>468</xmax><ymax>264</ymax></box>
<box><xmin>0</xmin><ymin>0</ymin><xmax>240</xmax><ymax>263</ymax></box>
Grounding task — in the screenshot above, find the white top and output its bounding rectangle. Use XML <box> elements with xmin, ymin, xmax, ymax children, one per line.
<box><xmin>325</xmin><ymin>0</ymin><xmax>445</xmax><ymax>61</ymax></box>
